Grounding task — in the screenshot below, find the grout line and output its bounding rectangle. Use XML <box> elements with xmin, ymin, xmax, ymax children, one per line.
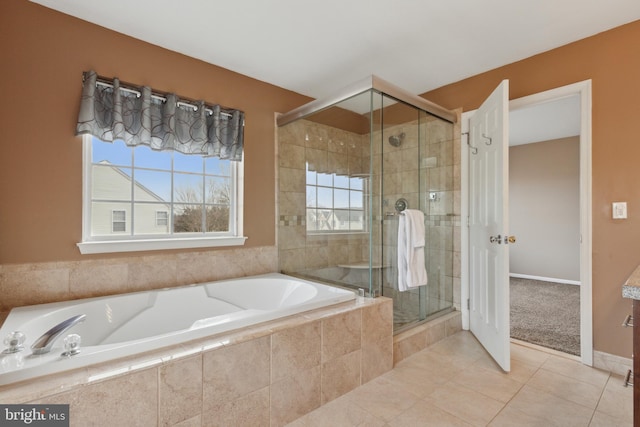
<box><xmin>589</xmin><ymin>377</ymin><xmax>611</xmax><ymax>427</ymax></box>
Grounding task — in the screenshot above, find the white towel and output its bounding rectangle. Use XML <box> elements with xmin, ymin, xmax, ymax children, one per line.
<box><xmin>397</xmin><ymin>209</ymin><xmax>428</xmax><ymax>291</ymax></box>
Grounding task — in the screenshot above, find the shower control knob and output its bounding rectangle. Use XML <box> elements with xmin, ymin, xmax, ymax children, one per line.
<box><xmin>62</xmin><ymin>334</ymin><xmax>82</xmax><ymax>357</ymax></box>
<box><xmin>2</xmin><ymin>331</ymin><xmax>26</xmax><ymax>354</ymax></box>
<box><xmin>394</xmin><ymin>198</ymin><xmax>408</xmax><ymax>213</ymax></box>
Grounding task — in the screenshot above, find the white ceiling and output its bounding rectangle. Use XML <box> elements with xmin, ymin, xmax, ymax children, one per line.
<box><xmin>30</xmin><ymin>0</ymin><xmax>639</xmax><ymax>143</ymax></box>
<box><xmin>510</xmin><ymin>95</ymin><xmax>581</xmax><ymax>146</ymax></box>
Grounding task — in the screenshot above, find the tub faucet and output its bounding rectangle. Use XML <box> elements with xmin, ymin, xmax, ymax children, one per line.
<box><xmin>31</xmin><ymin>314</ymin><xmax>86</xmax><ymax>355</ymax></box>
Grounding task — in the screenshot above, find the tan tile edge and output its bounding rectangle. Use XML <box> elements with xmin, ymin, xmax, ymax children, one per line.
<box><xmin>392</xmin><ymin>310</ymin><xmax>461</xmax><ymax>365</ymax></box>
<box><xmin>593</xmin><ymin>350</ymin><xmax>632</xmax><ymax>377</ymax></box>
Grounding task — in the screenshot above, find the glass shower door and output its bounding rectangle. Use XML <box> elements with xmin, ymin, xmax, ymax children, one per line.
<box><xmin>378</xmin><ymin>95</ymin><xmax>427</xmax><ymax>331</ymax></box>
<box><xmin>276</xmin><ymin>77</ymin><xmax>456</xmax><ymax>335</ymax></box>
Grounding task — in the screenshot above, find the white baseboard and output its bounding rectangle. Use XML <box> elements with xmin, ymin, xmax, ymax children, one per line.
<box><xmin>509</xmin><ymin>273</ymin><xmax>581</xmax><ymax>286</ymax></box>
<box><xmin>593</xmin><ymin>350</ymin><xmax>632</xmax><ymax>377</ymax></box>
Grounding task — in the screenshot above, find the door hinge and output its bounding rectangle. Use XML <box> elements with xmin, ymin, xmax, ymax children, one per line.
<box><xmin>467</xmin><ymin>298</ymin><xmax>470</xmax><ymax>310</ymax></box>
<box><xmin>467</xmin><ymin>215</ymin><xmax>470</xmax><ymax>227</ymax></box>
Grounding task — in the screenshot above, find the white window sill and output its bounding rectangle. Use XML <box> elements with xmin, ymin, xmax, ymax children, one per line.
<box><xmin>77</xmin><ymin>236</ymin><xmax>248</xmax><ymax>255</ymax></box>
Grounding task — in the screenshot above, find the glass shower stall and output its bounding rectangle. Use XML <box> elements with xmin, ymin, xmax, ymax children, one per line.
<box><xmin>277</xmin><ymin>76</ymin><xmax>457</xmax><ymax>333</ymax></box>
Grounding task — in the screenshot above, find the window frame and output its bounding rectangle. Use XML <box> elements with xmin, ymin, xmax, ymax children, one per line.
<box><xmin>305</xmin><ymin>170</ymin><xmax>367</xmax><ymax>236</ymax></box>
<box><xmin>78</xmin><ymin>135</ymin><xmax>246</xmax><ymax>254</ymax></box>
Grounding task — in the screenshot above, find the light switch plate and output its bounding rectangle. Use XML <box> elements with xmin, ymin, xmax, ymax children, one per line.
<box><xmin>613</xmin><ymin>202</ymin><xmax>627</xmax><ymax>219</ymax></box>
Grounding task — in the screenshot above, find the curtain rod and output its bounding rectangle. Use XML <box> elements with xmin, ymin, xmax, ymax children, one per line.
<box><xmin>84</xmin><ymin>72</ymin><xmax>237</xmax><ymax>118</ymax></box>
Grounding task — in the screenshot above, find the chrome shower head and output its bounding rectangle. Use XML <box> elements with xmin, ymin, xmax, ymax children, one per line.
<box><xmin>388</xmin><ymin>132</ymin><xmax>405</xmax><ymax>147</ymax></box>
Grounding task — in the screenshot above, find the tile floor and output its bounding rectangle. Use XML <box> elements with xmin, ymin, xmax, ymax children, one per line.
<box><xmin>287</xmin><ymin>331</ymin><xmax>632</xmax><ymax>426</ymax></box>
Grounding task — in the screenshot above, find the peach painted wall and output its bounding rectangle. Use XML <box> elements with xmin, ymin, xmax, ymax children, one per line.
<box><xmin>0</xmin><ymin>1</ymin><xmax>310</xmax><ymax>264</ymax></box>
<box><xmin>422</xmin><ymin>20</ymin><xmax>640</xmax><ymax>358</ymax></box>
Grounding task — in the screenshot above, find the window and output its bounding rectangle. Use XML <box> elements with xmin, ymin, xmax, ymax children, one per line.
<box><xmin>155</xmin><ymin>211</ymin><xmax>168</xmax><ymax>227</ymax></box>
<box><xmin>78</xmin><ymin>135</ymin><xmax>246</xmax><ymax>254</ymax></box>
<box><xmin>306</xmin><ymin>163</ymin><xmax>365</xmax><ymax>233</ymax></box>
<box><xmin>112</xmin><ymin>210</ymin><xmax>126</xmax><ymax>232</ymax></box>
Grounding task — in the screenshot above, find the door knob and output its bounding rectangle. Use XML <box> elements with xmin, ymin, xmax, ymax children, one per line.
<box><xmin>506</xmin><ymin>236</ymin><xmax>516</xmax><ymax>244</ymax></box>
<box><xmin>489</xmin><ymin>235</ymin><xmax>502</xmax><ymax>244</ymax></box>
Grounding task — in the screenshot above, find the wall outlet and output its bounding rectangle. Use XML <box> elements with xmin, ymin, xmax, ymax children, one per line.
<box><xmin>612</xmin><ymin>202</ymin><xmax>627</xmax><ymax>219</ymax></box>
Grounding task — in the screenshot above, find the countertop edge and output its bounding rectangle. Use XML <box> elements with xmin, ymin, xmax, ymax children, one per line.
<box><xmin>622</xmin><ymin>264</ymin><xmax>640</xmax><ymax>300</ymax></box>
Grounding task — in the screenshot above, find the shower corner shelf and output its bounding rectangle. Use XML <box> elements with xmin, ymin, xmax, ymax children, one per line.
<box><xmin>337</xmin><ymin>262</ymin><xmax>390</xmax><ymax>270</ymax></box>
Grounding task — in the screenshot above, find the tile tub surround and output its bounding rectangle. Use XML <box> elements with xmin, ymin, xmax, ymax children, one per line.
<box><xmin>0</xmin><ymin>296</ymin><xmax>393</xmax><ymax>427</ymax></box>
<box><xmin>0</xmin><ymin>245</ymin><xmax>278</xmax><ymax>312</ymax></box>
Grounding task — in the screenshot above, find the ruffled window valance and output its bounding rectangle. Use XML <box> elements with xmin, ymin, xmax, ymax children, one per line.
<box><xmin>76</xmin><ymin>70</ymin><xmax>244</xmax><ymax>161</ymax></box>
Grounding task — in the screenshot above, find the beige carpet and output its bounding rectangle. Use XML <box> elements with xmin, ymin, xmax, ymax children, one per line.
<box><xmin>510</xmin><ymin>277</ymin><xmax>580</xmax><ymax>356</ymax></box>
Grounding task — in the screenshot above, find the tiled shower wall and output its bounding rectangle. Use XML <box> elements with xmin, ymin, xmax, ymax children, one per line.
<box><xmin>277</xmin><ymin>120</ymin><xmax>371</xmax><ymax>277</ymax></box>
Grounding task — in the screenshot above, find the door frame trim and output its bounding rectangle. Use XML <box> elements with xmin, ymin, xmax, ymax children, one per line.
<box><xmin>460</xmin><ymin>80</ymin><xmax>593</xmax><ymax>365</ymax></box>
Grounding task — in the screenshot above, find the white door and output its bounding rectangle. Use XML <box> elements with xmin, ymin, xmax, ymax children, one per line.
<box><xmin>468</xmin><ymin>80</ymin><xmax>511</xmax><ymax>372</ymax></box>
